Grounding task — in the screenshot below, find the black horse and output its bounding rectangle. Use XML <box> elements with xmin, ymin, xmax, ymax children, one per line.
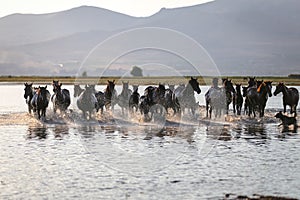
<box><xmin>235</xmin><ymin>84</ymin><xmax>243</xmax><ymax>115</ymax></box>
<box><xmin>129</xmin><ymin>85</ymin><xmax>140</xmax><ymax>113</ymax></box>
<box><xmin>24</xmin><ymin>83</ymin><xmax>34</xmax><ymax>114</ymax></box>
<box><xmin>117</xmin><ymin>82</ymin><xmax>132</xmax><ymax>115</ymax></box>
<box><xmin>74</xmin><ymin>84</ymin><xmax>84</xmax><ymax>98</ymax></box>
<box><xmin>51</xmin><ymin>81</ymin><xmax>71</xmax><ymax>114</ymax></box>
<box><xmin>104</xmin><ymin>80</ymin><xmax>117</xmax><ymax>111</ymax></box>
<box><xmin>77</xmin><ymin>85</ymin><xmax>98</xmax><ymax>120</ymax></box>
<box><xmin>246</xmin><ymin>81</ymin><xmax>272</xmax><ymax>117</ymax></box>
<box><xmin>273</xmin><ymin>82</ymin><xmax>299</xmax><ymax>116</ymax></box>
<box><xmin>140</xmin><ymin>84</ymin><xmax>166</xmax><ymax>120</ymax></box>
<box><xmin>163</xmin><ymin>87</ymin><xmax>180</xmax><ymax>116</ymax></box>
<box><xmin>175</xmin><ymin>77</ymin><xmax>201</xmax><ymax>116</ymax></box>
<box><xmin>31</xmin><ymin>86</ymin><xmax>51</xmax><ymax>119</ymax></box>
<box><xmin>222</xmin><ymin>78</ymin><xmax>236</xmax><ymax>114</ymax></box>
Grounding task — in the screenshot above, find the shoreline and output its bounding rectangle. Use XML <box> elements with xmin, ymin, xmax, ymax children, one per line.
<box><xmin>0</xmin><ymin>76</ymin><xmax>300</xmax><ymax>86</ymax></box>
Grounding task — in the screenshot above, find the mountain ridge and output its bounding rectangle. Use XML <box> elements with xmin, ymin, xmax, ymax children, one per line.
<box><xmin>0</xmin><ymin>0</ymin><xmax>300</xmax><ymax>76</ymax></box>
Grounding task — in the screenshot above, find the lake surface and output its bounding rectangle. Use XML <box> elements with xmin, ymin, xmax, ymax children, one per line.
<box><xmin>0</xmin><ymin>84</ymin><xmax>299</xmax><ymax>199</ymax></box>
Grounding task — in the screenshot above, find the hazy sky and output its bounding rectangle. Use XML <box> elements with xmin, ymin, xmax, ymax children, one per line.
<box><xmin>0</xmin><ymin>0</ymin><xmax>213</xmax><ymax>18</ymax></box>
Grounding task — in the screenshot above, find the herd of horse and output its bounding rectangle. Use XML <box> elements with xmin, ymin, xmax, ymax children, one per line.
<box><xmin>23</xmin><ymin>77</ymin><xmax>299</xmax><ymax>121</ymax></box>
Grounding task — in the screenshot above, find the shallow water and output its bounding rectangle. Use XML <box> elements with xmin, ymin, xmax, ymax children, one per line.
<box><xmin>0</xmin><ymin>84</ymin><xmax>300</xmax><ymax>199</ymax></box>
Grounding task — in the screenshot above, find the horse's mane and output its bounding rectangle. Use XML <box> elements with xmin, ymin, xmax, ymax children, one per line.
<box><xmin>257</xmin><ymin>82</ymin><xmax>266</xmax><ymax>93</ymax></box>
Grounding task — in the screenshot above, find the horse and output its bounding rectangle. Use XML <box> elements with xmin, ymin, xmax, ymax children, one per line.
<box><xmin>235</xmin><ymin>84</ymin><xmax>243</xmax><ymax>115</ymax></box>
<box><xmin>174</xmin><ymin>77</ymin><xmax>201</xmax><ymax>116</ymax></box>
<box><xmin>24</xmin><ymin>83</ymin><xmax>34</xmax><ymax>114</ymax></box>
<box><xmin>74</xmin><ymin>84</ymin><xmax>84</xmax><ymax>98</ymax></box>
<box><xmin>222</xmin><ymin>78</ymin><xmax>236</xmax><ymax>114</ymax></box>
<box><xmin>163</xmin><ymin>87</ymin><xmax>180</xmax><ymax>116</ymax></box>
<box><xmin>205</xmin><ymin>79</ymin><xmax>226</xmax><ymax>118</ymax></box>
<box><xmin>77</xmin><ymin>85</ymin><xmax>98</xmax><ymax>120</ymax></box>
<box><xmin>273</xmin><ymin>82</ymin><xmax>299</xmax><ymax>116</ymax></box>
<box><xmin>104</xmin><ymin>80</ymin><xmax>117</xmax><ymax>111</ymax></box>
<box><xmin>129</xmin><ymin>85</ymin><xmax>140</xmax><ymax>113</ymax></box>
<box><xmin>31</xmin><ymin>86</ymin><xmax>51</xmax><ymax>119</ymax></box>
<box><xmin>141</xmin><ymin>84</ymin><xmax>166</xmax><ymax>119</ymax></box>
<box><xmin>51</xmin><ymin>81</ymin><xmax>71</xmax><ymax>114</ymax></box>
<box><xmin>246</xmin><ymin>81</ymin><xmax>272</xmax><ymax>117</ymax></box>
<box><xmin>117</xmin><ymin>82</ymin><xmax>132</xmax><ymax>115</ymax></box>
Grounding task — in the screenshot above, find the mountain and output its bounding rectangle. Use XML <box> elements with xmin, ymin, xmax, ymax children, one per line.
<box><xmin>0</xmin><ymin>0</ymin><xmax>300</xmax><ymax>76</ymax></box>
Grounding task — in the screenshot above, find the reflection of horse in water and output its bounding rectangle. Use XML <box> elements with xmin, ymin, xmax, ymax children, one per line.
<box><xmin>174</xmin><ymin>77</ymin><xmax>201</xmax><ymax>116</ymax></box>
<box><xmin>27</xmin><ymin>125</ymin><xmax>48</xmax><ymax>139</ymax></box>
<box><xmin>273</xmin><ymin>82</ymin><xmax>299</xmax><ymax>116</ymax></box>
<box><xmin>77</xmin><ymin>85</ymin><xmax>98</xmax><ymax>120</ymax></box>
<box><xmin>31</xmin><ymin>86</ymin><xmax>51</xmax><ymax>119</ymax></box>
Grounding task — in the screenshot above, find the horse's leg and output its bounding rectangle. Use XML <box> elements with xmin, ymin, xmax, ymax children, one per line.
<box><xmin>233</xmin><ymin>100</ymin><xmax>236</xmax><ymax>115</ymax></box>
<box><xmin>283</xmin><ymin>103</ymin><xmax>286</xmax><ymax>113</ymax></box>
<box><xmin>206</xmin><ymin>101</ymin><xmax>209</xmax><ymax>118</ymax></box>
<box><xmin>37</xmin><ymin>109</ymin><xmax>41</xmax><ymax>119</ymax></box>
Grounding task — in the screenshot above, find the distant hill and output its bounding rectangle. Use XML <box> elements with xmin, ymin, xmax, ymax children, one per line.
<box><xmin>0</xmin><ymin>0</ymin><xmax>300</xmax><ymax>76</ymax></box>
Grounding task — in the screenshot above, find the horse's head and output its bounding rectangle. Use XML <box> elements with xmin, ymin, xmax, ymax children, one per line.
<box><xmin>24</xmin><ymin>83</ymin><xmax>33</xmax><ymax>99</ymax></box>
<box><xmin>168</xmin><ymin>84</ymin><xmax>175</xmax><ymax>91</ymax></box>
<box><xmin>248</xmin><ymin>77</ymin><xmax>256</xmax><ymax>87</ymax></box>
<box><xmin>74</xmin><ymin>84</ymin><xmax>84</xmax><ymax>97</ymax></box>
<box><xmin>224</xmin><ymin>79</ymin><xmax>235</xmax><ymax>94</ymax></box>
<box><xmin>158</xmin><ymin>83</ymin><xmax>166</xmax><ymax>94</ymax></box>
<box><xmin>107</xmin><ymin>80</ymin><xmax>115</xmax><ymax>92</ymax></box>
<box><xmin>189</xmin><ymin>77</ymin><xmax>201</xmax><ymax>94</ymax></box>
<box><xmin>265</xmin><ymin>81</ymin><xmax>273</xmax><ymax>97</ymax></box>
<box><xmin>122</xmin><ymin>81</ymin><xmax>129</xmax><ymax>90</ymax></box>
<box><xmin>38</xmin><ymin>86</ymin><xmax>48</xmax><ymax>96</ymax></box>
<box><xmin>235</xmin><ymin>83</ymin><xmax>241</xmax><ymax>91</ymax></box>
<box><xmin>52</xmin><ymin>80</ymin><xmax>61</xmax><ymax>93</ymax></box>
<box><xmin>212</xmin><ymin>78</ymin><xmax>219</xmax><ymax>88</ymax></box>
<box><xmin>273</xmin><ymin>82</ymin><xmax>284</xmax><ymax>96</ymax></box>
<box><xmin>257</xmin><ymin>81</ymin><xmax>272</xmax><ymax>97</ymax></box>
<box><xmin>132</xmin><ymin>85</ymin><xmax>139</xmax><ymax>92</ymax></box>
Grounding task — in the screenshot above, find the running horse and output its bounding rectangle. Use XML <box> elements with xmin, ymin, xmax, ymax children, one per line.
<box><xmin>117</xmin><ymin>82</ymin><xmax>132</xmax><ymax>115</ymax></box>
<box><xmin>23</xmin><ymin>83</ymin><xmax>34</xmax><ymax>114</ymax></box>
<box><xmin>104</xmin><ymin>80</ymin><xmax>117</xmax><ymax>111</ymax></box>
<box><xmin>31</xmin><ymin>86</ymin><xmax>51</xmax><ymax>119</ymax></box>
<box><xmin>246</xmin><ymin>81</ymin><xmax>272</xmax><ymax>117</ymax></box>
<box><xmin>51</xmin><ymin>80</ymin><xmax>71</xmax><ymax>114</ymax></box>
<box><xmin>273</xmin><ymin>82</ymin><xmax>299</xmax><ymax>116</ymax></box>
<box><xmin>222</xmin><ymin>78</ymin><xmax>236</xmax><ymax>114</ymax></box>
<box><xmin>77</xmin><ymin>85</ymin><xmax>98</xmax><ymax>120</ymax></box>
<box><xmin>175</xmin><ymin>77</ymin><xmax>201</xmax><ymax>116</ymax></box>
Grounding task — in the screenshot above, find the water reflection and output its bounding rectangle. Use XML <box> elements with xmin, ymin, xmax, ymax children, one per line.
<box><xmin>53</xmin><ymin>125</ymin><xmax>69</xmax><ymax>139</ymax></box>
<box><xmin>206</xmin><ymin>125</ymin><xmax>232</xmax><ymax>141</ymax></box>
<box><xmin>243</xmin><ymin>124</ymin><xmax>269</xmax><ymax>145</ymax></box>
<box><xmin>27</xmin><ymin>125</ymin><xmax>48</xmax><ymax>139</ymax></box>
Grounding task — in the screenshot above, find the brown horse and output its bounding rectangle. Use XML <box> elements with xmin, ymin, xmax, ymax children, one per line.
<box><xmin>246</xmin><ymin>81</ymin><xmax>272</xmax><ymax>117</ymax></box>
<box><xmin>273</xmin><ymin>82</ymin><xmax>299</xmax><ymax>116</ymax></box>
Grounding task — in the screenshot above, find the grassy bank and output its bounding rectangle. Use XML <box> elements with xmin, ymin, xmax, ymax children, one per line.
<box><xmin>0</xmin><ymin>76</ymin><xmax>299</xmax><ymax>86</ymax></box>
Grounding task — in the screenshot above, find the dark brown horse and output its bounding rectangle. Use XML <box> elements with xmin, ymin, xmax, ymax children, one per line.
<box><xmin>104</xmin><ymin>80</ymin><xmax>117</xmax><ymax>111</ymax></box>
<box><xmin>246</xmin><ymin>81</ymin><xmax>272</xmax><ymax>117</ymax></box>
<box><xmin>175</xmin><ymin>77</ymin><xmax>201</xmax><ymax>116</ymax></box>
<box><xmin>24</xmin><ymin>83</ymin><xmax>34</xmax><ymax>114</ymax></box>
<box><xmin>273</xmin><ymin>82</ymin><xmax>299</xmax><ymax>116</ymax></box>
<box><xmin>31</xmin><ymin>86</ymin><xmax>51</xmax><ymax>119</ymax></box>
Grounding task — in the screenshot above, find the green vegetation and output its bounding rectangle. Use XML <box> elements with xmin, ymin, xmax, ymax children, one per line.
<box><xmin>0</xmin><ymin>75</ymin><xmax>299</xmax><ymax>86</ymax></box>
